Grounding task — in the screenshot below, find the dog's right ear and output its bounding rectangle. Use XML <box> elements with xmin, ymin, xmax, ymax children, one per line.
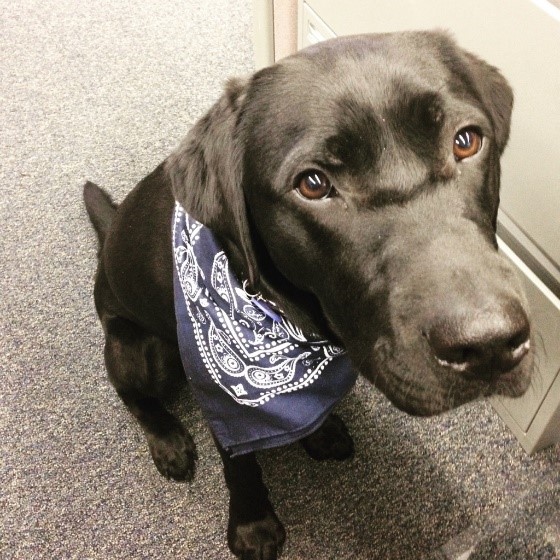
<box><xmin>462</xmin><ymin>50</ymin><xmax>514</xmax><ymax>156</ymax></box>
<box><xmin>165</xmin><ymin>76</ymin><xmax>259</xmax><ymax>287</ymax></box>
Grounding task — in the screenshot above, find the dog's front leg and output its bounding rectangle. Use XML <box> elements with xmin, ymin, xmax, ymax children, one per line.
<box><xmin>215</xmin><ymin>440</ymin><xmax>286</xmax><ymax>559</ymax></box>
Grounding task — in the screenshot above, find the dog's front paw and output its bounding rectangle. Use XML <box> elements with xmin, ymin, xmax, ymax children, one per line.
<box><xmin>301</xmin><ymin>413</ymin><xmax>354</xmax><ymax>461</ymax></box>
<box><xmin>147</xmin><ymin>423</ymin><xmax>198</xmax><ymax>482</ymax></box>
<box><xmin>228</xmin><ymin>509</ymin><xmax>286</xmax><ymax>560</ymax></box>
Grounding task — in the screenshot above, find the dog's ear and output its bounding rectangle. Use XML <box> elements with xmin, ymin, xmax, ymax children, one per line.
<box><xmin>463</xmin><ymin>51</ymin><xmax>514</xmax><ymax>155</ymax></box>
<box><xmin>166</xmin><ymin>76</ymin><xmax>259</xmax><ymax>287</ymax></box>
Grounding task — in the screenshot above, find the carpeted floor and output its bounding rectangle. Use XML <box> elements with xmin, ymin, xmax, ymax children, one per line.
<box><xmin>1</xmin><ymin>1</ymin><xmax>558</xmax><ymax>559</ymax></box>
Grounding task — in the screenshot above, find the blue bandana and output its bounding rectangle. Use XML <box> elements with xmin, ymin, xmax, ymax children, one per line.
<box><xmin>172</xmin><ymin>202</ymin><xmax>357</xmax><ymax>456</ymax></box>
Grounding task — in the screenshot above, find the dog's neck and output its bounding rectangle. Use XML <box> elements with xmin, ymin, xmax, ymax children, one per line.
<box><xmin>221</xmin><ymin>222</ymin><xmax>341</xmax><ymax>344</ymax></box>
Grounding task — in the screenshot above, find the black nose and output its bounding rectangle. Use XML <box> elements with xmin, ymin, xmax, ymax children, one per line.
<box><xmin>425</xmin><ymin>302</ymin><xmax>531</xmax><ymax>379</ymax></box>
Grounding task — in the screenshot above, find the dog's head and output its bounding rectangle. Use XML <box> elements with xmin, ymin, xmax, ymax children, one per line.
<box><xmin>167</xmin><ymin>31</ymin><xmax>533</xmax><ymax>416</ymax></box>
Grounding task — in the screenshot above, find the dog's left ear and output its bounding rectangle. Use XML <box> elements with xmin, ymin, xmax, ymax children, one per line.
<box><xmin>166</xmin><ymin>76</ymin><xmax>259</xmax><ymax>287</ymax></box>
<box><xmin>463</xmin><ymin>51</ymin><xmax>514</xmax><ymax>155</ymax></box>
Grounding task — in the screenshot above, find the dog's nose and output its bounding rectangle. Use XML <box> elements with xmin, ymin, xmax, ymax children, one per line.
<box><xmin>425</xmin><ymin>302</ymin><xmax>531</xmax><ymax>379</ymax></box>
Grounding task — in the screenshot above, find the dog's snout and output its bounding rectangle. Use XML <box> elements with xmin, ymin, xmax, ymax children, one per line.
<box><xmin>425</xmin><ymin>302</ymin><xmax>531</xmax><ymax>379</ymax></box>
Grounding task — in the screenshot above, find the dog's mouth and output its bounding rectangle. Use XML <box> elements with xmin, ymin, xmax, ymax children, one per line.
<box><xmin>364</xmin><ymin>334</ymin><xmax>534</xmax><ymax>417</ymax></box>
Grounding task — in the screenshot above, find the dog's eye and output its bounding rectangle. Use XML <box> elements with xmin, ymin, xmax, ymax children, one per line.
<box><xmin>453</xmin><ymin>128</ymin><xmax>482</xmax><ymax>161</ymax></box>
<box><xmin>296</xmin><ymin>170</ymin><xmax>333</xmax><ymax>200</ymax></box>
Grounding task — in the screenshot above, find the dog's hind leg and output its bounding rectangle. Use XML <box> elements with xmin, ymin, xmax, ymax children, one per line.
<box><xmin>103</xmin><ymin>314</ymin><xmax>197</xmax><ymax>482</ymax></box>
<box><xmin>215</xmin><ymin>441</ymin><xmax>286</xmax><ymax>560</ymax></box>
<box><xmin>300</xmin><ymin>413</ymin><xmax>355</xmax><ymax>461</ymax></box>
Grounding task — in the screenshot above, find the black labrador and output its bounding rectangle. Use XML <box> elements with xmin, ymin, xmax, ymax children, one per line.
<box><xmin>83</xmin><ymin>31</ymin><xmax>533</xmax><ymax>559</ymax></box>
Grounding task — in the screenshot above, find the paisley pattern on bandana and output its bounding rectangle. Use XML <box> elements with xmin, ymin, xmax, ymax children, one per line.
<box><xmin>172</xmin><ymin>202</ymin><xmax>357</xmax><ymax>455</ymax></box>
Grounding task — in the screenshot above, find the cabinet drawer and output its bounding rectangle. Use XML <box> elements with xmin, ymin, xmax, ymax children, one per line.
<box><xmin>493</xmin><ymin>238</ymin><xmax>560</xmax><ymax>453</ymax></box>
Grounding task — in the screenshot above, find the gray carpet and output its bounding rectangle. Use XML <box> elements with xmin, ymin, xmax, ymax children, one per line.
<box><xmin>1</xmin><ymin>1</ymin><xmax>558</xmax><ymax>559</ymax></box>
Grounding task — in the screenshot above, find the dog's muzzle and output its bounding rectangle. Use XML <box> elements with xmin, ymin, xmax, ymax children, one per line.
<box><xmin>423</xmin><ymin>299</ymin><xmax>531</xmax><ymax>381</ymax></box>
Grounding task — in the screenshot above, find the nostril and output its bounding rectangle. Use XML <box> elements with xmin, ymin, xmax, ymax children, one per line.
<box><xmin>428</xmin><ymin>337</ymin><xmax>483</xmax><ymax>372</ymax></box>
<box><xmin>498</xmin><ymin>335</ymin><xmax>531</xmax><ymax>372</ymax></box>
<box><xmin>512</xmin><ymin>338</ymin><xmax>531</xmax><ymax>358</ymax></box>
<box><xmin>507</xmin><ymin>326</ymin><xmax>531</xmax><ymax>354</ymax></box>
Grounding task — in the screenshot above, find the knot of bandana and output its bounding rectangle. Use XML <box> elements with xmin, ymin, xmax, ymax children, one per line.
<box><xmin>172</xmin><ymin>202</ymin><xmax>357</xmax><ymax>455</ymax></box>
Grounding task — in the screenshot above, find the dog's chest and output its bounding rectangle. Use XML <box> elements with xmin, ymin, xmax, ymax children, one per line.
<box><xmin>172</xmin><ymin>202</ymin><xmax>357</xmax><ymax>456</ymax></box>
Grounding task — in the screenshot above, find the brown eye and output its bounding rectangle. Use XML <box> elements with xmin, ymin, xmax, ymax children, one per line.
<box><xmin>296</xmin><ymin>170</ymin><xmax>333</xmax><ymax>200</ymax></box>
<box><xmin>453</xmin><ymin>127</ymin><xmax>482</xmax><ymax>160</ymax></box>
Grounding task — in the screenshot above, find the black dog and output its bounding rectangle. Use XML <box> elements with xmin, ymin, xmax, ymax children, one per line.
<box><xmin>84</xmin><ymin>31</ymin><xmax>533</xmax><ymax>559</ymax></box>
